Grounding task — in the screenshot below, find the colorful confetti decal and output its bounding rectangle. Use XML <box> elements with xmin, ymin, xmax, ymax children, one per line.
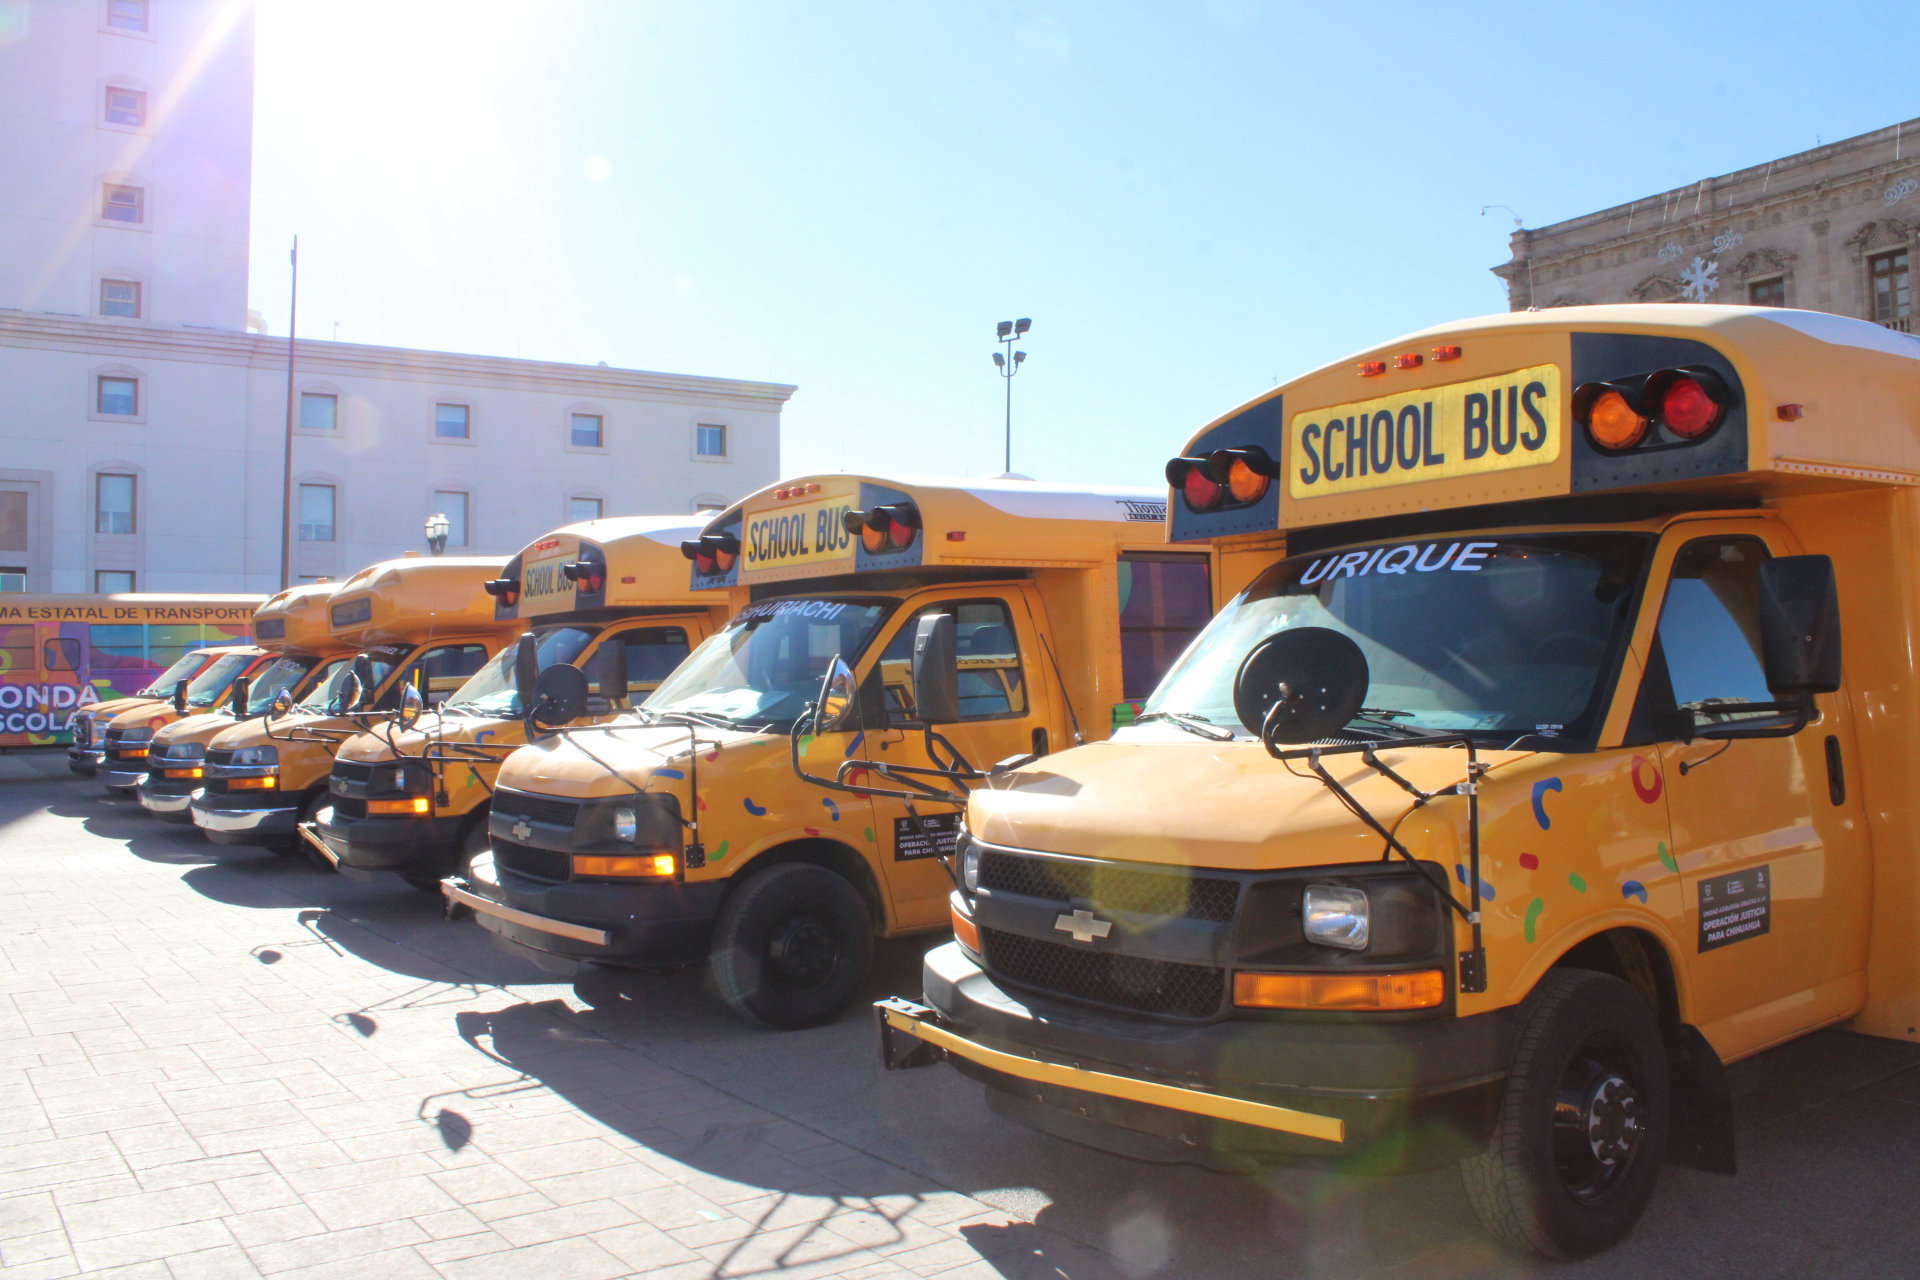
<box><xmin>863</xmin><ymin>826</ymin><xmax>876</xmax><ymax>843</ymax></box>
<box><xmin>845</xmin><ymin>731</ymin><xmax>865</xmax><ymax>756</ymax></box>
<box><xmin>1630</xmin><ymin>755</ymin><xmax>1664</xmax><ymax>804</ymax></box>
<box><xmin>1531</xmin><ymin>778</ymin><xmax>1562</xmax><ymax>830</ymax></box>
<box><xmin>710</xmin><ymin>840</ymin><xmax>730</xmax><ymax>862</ymax></box>
<box><xmin>1621</xmin><ymin>880</ymin><xmax>1649</xmax><ymax>904</ymax></box>
<box><xmin>654</xmin><ymin>768</ymin><xmax>685</xmax><ymax>780</ymax></box>
<box><xmin>1454</xmin><ymin>864</ymin><xmax>1497</xmax><ymax>900</ymax></box>
<box><xmin>1519</xmin><ymin>853</ymin><xmax>1539</xmax><ymax>870</ymax></box>
<box><xmin>1524</xmin><ymin>897</ymin><xmax>1545</xmax><ymax>942</ymax></box>
<box><xmin>1568</xmin><ymin>872</ymin><xmax>1588</xmax><ymax>893</ymax></box>
<box><xmin>821</xmin><ymin>798</ymin><xmax>840</xmax><ymax>821</ymax></box>
<box><xmin>743</xmin><ymin>798</ymin><xmax>768</xmax><ymax>816</ymax></box>
<box><xmin>1657</xmin><ymin>841</ymin><xmax>1678</xmax><ymax>873</ymax></box>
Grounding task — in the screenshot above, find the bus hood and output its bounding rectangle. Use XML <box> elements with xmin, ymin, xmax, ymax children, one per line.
<box><xmin>335</xmin><ymin>713</ymin><xmax>525</xmax><ymax>763</ymax></box>
<box><xmin>496</xmin><ymin>721</ymin><xmax>766</xmax><ymax>800</ymax></box>
<box><xmin>153</xmin><ymin>712</ymin><xmax>238</xmax><ymax>746</ymax></box>
<box><xmin>970</xmin><ymin>738</ymin><xmax>1517</xmax><ymax>872</ymax></box>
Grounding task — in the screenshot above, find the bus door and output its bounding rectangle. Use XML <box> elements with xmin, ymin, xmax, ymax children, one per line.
<box><xmin>586</xmin><ymin>624</ymin><xmax>698</xmax><ymax>707</ymax></box>
<box><xmin>861</xmin><ymin>588</ymin><xmax>1048</xmax><ymax>929</ymax></box>
<box><xmin>1644</xmin><ymin>523</ymin><xmax>1871</xmax><ymax>1057</ymax></box>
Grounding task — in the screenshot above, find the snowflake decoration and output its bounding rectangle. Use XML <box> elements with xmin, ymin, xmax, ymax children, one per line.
<box><xmin>1680</xmin><ymin>256</ymin><xmax>1719</xmax><ymax>302</ymax></box>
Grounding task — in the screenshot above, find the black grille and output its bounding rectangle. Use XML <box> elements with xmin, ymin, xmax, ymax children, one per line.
<box><xmin>980</xmin><ymin>852</ymin><xmax>1240</xmax><ymax>923</ymax></box>
<box><xmin>494</xmin><ymin>838</ymin><xmax>570</xmax><ymax>883</ymax></box>
<box><xmin>103</xmin><ymin>727</ymin><xmax>126</xmax><ymax>745</ymax></box>
<box><xmin>332</xmin><ymin>797</ymin><xmax>367</xmax><ymax>819</ymax></box>
<box><xmin>207</xmin><ymin>749</ymin><xmax>236</xmax><ymax>768</ymax></box>
<box><xmin>332</xmin><ymin>761</ymin><xmax>376</xmax><ymax>784</ymax></box>
<box><xmin>981</xmin><ymin>927</ymin><xmax>1224</xmax><ymax>1019</ymax></box>
<box><xmin>493</xmin><ymin>790</ymin><xmax>581</xmax><ymax>829</ymax></box>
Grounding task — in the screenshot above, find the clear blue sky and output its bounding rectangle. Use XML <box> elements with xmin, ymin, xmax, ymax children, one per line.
<box><xmin>249</xmin><ymin>0</ymin><xmax>1920</xmax><ymax>489</ymax></box>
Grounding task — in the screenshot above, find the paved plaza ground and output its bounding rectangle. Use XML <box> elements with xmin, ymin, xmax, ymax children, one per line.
<box><xmin>3</xmin><ymin>760</ymin><xmax>1920</xmax><ymax>1278</ymax></box>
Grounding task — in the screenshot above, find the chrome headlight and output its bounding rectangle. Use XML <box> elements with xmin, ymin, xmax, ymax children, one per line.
<box><xmin>229</xmin><ymin>744</ymin><xmax>278</xmax><ymax>767</ymax></box>
<box><xmin>1303</xmin><ymin>884</ymin><xmax>1370</xmax><ymax>951</ymax></box>
<box><xmin>959</xmin><ymin>832</ymin><xmax>982</xmax><ymax>894</ymax></box>
<box><xmin>381</xmin><ymin>764</ymin><xmax>410</xmax><ymax>793</ymax></box>
<box><xmin>119</xmin><ymin>726</ymin><xmax>154</xmax><ymax>744</ymax></box>
<box><xmin>613</xmin><ymin>807</ymin><xmax>639</xmax><ymax>842</ymax></box>
<box><xmin>157</xmin><ymin>742</ymin><xmax>206</xmax><ymax>762</ymax></box>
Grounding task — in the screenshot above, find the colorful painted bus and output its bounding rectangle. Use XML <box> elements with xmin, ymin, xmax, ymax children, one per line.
<box><xmin>0</xmin><ymin>594</ymin><xmax>261</xmax><ymax>749</ymax></box>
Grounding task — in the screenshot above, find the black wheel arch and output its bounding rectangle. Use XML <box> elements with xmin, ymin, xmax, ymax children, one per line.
<box><xmin>726</xmin><ymin>837</ymin><xmax>888</xmax><ymax>934</ymax></box>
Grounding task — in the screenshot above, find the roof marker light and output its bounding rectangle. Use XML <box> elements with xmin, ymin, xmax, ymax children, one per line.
<box><xmin>1432</xmin><ymin>345</ymin><xmax>1462</xmax><ymax>362</ymax></box>
<box><xmin>1393</xmin><ymin>353</ymin><xmax>1422</xmax><ymax>370</ymax></box>
<box><xmin>1358</xmin><ymin>360</ymin><xmax>1387</xmax><ymax>377</ymax></box>
<box><xmin>1777</xmin><ymin>404</ymin><xmax>1805</xmax><ymax>421</ymax></box>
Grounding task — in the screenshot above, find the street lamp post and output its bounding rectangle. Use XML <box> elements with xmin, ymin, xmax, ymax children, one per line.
<box><xmin>425</xmin><ymin>513</ymin><xmax>450</xmax><ymax>556</ymax></box>
<box><xmin>991</xmin><ymin>317</ymin><xmax>1030</xmax><ymax>476</ymax></box>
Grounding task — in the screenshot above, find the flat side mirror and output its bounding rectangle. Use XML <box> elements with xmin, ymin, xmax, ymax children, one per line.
<box><xmin>172</xmin><ymin>682</ymin><xmax>188</xmax><ymax>714</ymax></box>
<box><xmin>397</xmin><ymin>682</ymin><xmax>424</xmax><ymax>731</ymax></box>
<box><xmin>598</xmin><ymin>636</ymin><xmax>629</xmax><ymax>709</ymax></box>
<box><xmin>1759</xmin><ymin>555</ymin><xmax>1841</xmax><ymax>695</ymax></box>
<box><xmin>814</xmin><ymin>655</ymin><xmax>858</xmax><ymax>733</ymax></box>
<box><xmin>229</xmin><ymin>676</ymin><xmax>252</xmax><ymax>717</ymax></box>
<box><xmin>910</xmin><ymin>613</ymin><xmax>960</xmax><ymax>724</ymax></box>
<box><xmin>512</xmin><ymin>633</ymin><xmax>539</xmax><ymax>711</ymax></box>
<box><xmin>350</xmin><ymin>654</ymin><xmax>376</xmax><ymax>710</ymax></box>
<box><xmin>269</xmin><ymin>689</ymin><xmax>293</xmax><ymax>720</ymax></box>
<box><xmin>1233</xmin><ymin>626</ymin><xmax>1370</xmax><ymax>743</ymax></box>
<box><xmin>529</xmin><ymin>663</ymin><xmax>590</xmax><ymax>727</ymax></box>
<box><xmin>333</xmin><ymin>673</ymin><xmax>362</xmax><ymax>715</ymax></box>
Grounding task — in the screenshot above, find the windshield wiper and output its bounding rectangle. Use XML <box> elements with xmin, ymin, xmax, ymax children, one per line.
<box><xmin>643</xmin><ymin>708</ymin><xmax>739</xmax><ymax>732</ymax></box>
<box><xmin>1134</xmin><ymin>710</ymin><xmax>1236</xmax><ymax>741</ymax></box>
<box><xmin>1346</xmin><ymin>708</ymin><xmax>1430</xmax><ymax>740</ymax></box>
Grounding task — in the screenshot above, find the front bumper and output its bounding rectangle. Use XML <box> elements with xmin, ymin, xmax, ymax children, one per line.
<box><xmin>448</xmin><ymin>852</ymin><xmax>725</xmax><ymax>976</ymax></box>
<box><xmin>101</xmin><ymin>764</ymin><xmax>146</xmax><ymax>790</ymax></box>
<box><xmin>906</xmin><ymin>942</ymin><xmax>1516</xmax><ymax>1172</ymax></box>
<box><xmin>314</xmin><ymin>808</ymin><xmax>465</xmax><ymax>874</ymax></box>
<box><xmin>68</xmin><ymin>748</ymin><xmax>101</xmax><ymax>776</ymax></box>
<box><xmin>136</xmin><ymin>784</ymin><xmax>199</xmax><ymax>819</ymax></box>
<box><xmin>191</xmin><ymin>795</ymin><xmax>299</xmax><ymax>841</ymax></box>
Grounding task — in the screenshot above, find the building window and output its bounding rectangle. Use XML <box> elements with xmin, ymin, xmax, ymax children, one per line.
<box><xmin>300</xmin><ymin>392</ymin><xmax>337</xmax><ymax>431</ymax></box>
<box><xmin>105</xmin><ymin>86</ymin><xmax>146</xmax><ymax>127</ymax></box>
<box><xmin>570</xmin><ymin>496</ymin><xmax>602</xmax><ymax>523</ymax></box>
<box><xmin>101</xmin><ymin>279</ymin><xmax>141</xmax><ymax>318</ymax></box>
<box><xmin>1871</xmin><ymin>250</ymin><xmax>1911</xmax><ymax>325</ymax></box>
<box><xmin>696</xmin><ymin>423</ymin><xmax>727</xmax><ymax>457</ymax></box>
<box><xmin>1748</xmin><ymin>277</ymin><xmax>1786</xmax><ymax>308</ymax></box>
<box><xmin>107</xmin><ymin>0</ymin><xmax>148</xmax><ymax>31</ymax></box>
<box><xmin>570</xmin><ymin>413</ymin><xmax>603</xmax><ymax>447</ymax></box>
<box><xmin>96</xmin><ymin>571</ymin><xmax>135</xmax><ymax>592</ymax></box>
<box><xmin>97</xmin><ymin>376</ymin><xmax>138</xmax><ymax>416</ymax></box>
<box><xmin>435</xmin><ymin>491</ymin><xmax>468</xmax><ymax>546</ymax></box>
<box><xmin>298</xmin><ymin>484</ymin><xmax>335</xmax><ymax>542</ymax></box>
<box><xmin>102</xmin><ymin>184</ymin><xmax>144</xmax><ymax>223</ymax></box>
<box><xmin>96</xmin><ymin>474</ymin><xmax>136</xmax><ymax>534</ymax></box>
<box><xmin>0</xmin><ymin>569</ymin><xmax>24</xmax><ymax>593</ymax></box>
<box><xmin>434</xmin><ymin>403</ymin><xmax>469</xmax><ymax>439</ymax></box>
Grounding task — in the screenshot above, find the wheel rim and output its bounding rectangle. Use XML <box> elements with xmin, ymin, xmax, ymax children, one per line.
<box><xmin>1552</xmin><ymin>1034</ymin><xmax>1648</xmax><ymax>1203</ymax></box>
<box><xmin>763</xmin><ymin>911</ymin><xmax>843</xmax><ymax>993</ymax></box>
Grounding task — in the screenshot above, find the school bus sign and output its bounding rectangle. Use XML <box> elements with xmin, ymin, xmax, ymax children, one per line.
<box><xmin>1288</xmin><ymin>363</ymin><xmax>1563</xmax><ymax>499</ymax></box>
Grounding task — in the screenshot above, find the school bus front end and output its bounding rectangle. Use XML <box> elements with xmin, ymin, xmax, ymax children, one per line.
<box><xmin>96</xmin><ymin>645</ymin><xmax>263</xmax><ymax>793</ymax></box>
<box><xmin>450</xmin><ymin>474</ymin><xmax>1199</xmax><ymax>1029</ymax></box>
<box><xmin>191</xmin><ymin>557</ymin><xmax>508</xmax><ymax>851</ymax></box>
<box><xmin>315</xmin><ymin>518</ymin><xmax>721</xmax><ymax>887</ymax></box>
<box><xmin>886</xmin><ymin>305</ymin><xmax>1920</xmax><ymax>1258</ymax></box>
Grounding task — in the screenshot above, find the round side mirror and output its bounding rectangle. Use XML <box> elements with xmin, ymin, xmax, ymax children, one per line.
<box><xmin>1233</xmin><ymin>626</ymin><xmax>1369</xmax><ymax>744</ymax></box>
<box><xmin>269</xmin><ymin>689</ymin><xmax>293</xmax><ymax>721</ymax></box>
<box><xmin>529</xmin><ymin>663</ymin><xmax>590</xmax><ymax>727</ymax></box>
<box><xmin>814</xmin><ymin>656</ymin><xmax>857</xmax><ymax>733</ymax></box>
<box><xmin>397</xmin><ymin>682</ymin><xmax>425</xmax><ymax>732</ymax></box>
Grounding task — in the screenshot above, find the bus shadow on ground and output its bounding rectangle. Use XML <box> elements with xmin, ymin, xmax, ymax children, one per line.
<box><xmin>46</xmin><ymin>793</ymin><xmax>230</xmax><ymax>865</ymax></box>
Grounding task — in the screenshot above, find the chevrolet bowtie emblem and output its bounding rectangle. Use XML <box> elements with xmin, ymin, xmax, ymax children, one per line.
<box><xmin>510</xmin><ymin>819</ymin><xmax>532</xmax><ymax>842</ymax></box>
<box><xmin>1054</xmin><ymin>908</ymin><xmax>1112</xmax><ymax>944</ymax></box>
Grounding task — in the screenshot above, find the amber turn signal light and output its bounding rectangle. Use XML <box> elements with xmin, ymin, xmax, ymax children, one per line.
<box><xmin>950</xmin><ymin>902</ymin><xmax>981</xmax><ymax>954</ymax></box>
<box><xmin>228</xmin><ymin>775</ymin><xmax>276</xmax><ymax>790</ymax></box>
<box><xmin>163</xmin><ymin>768</ymin><xmax>203</xmax><ymax>779</ymax></box>
<box><xmin>1233</xmin><ymin>969</ymin><xmax>1446</xmax><ymax>1011</ymax></box>
<box><xmin>572</xmin><ymin>853</ymin><xmax>676</xmax><ymax>878</ymax></box>
<box><xmin>367</xmin><ymin>797</ymin><xmax>431</xmax><ymax>816</ymax></box>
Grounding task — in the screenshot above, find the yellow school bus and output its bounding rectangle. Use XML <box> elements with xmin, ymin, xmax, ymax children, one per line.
<box><xmin>190</xmin><ymin>556</ymin><xmax>511</xmax><ymax>854</ymax></box>
<box><xmin>67</xmin><ymin>645</ymin><xmax>235</xmax><ymax>776</ymax></box>
<box><xmin>446</xmin><ymin>474</ymin><xmax>1211</xmax><ymax>1028</ymax></box>
<box><xmin>95</xmin><ymin>644</ymin><xmax>283</xmax><ymax>794</ymax></box>
<box><xmin>134</xmin><ymin>584</ymin><xmax>344</xmax><ymax>822</ymax></box>
<box><xmin>313</xmin><ymin>518</ymin><xmax>727</xmax><ymax>889</ymax></box>
<box><xmin>879</xmin><ymin>305</ymin><xmax>1920</xmax><ymax>1258</ymax></box>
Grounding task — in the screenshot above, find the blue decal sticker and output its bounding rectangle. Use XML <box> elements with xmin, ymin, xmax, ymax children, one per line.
<box><xmin>1621</xmin><ymin>880</ymin><xmax>1649</xmax><ymax>904</ymax></box>
<box><xmin>1531</xmin><ymin>777</ymin><xmax>1563</xmax><ymax>830</ymax></box>
<box><xmin>1453</xmin><ymin>864</ymin><xmax>1497</xmax><ymax>900</ymax></box>
<box><xmin>474</xmin><ymin>730</ymin><xmax>496</xmax><ymax>744</ymax></box>
<box><xmin>743</xmin><ymin>797</ymin><xmax>767</xmax><ymax>816</ymax></box>
<box><xmin>821</xmin><ymin>798</ymin><xmax>840</xmax><ymax>821</ymax></box>
<box><xmin>654</xmin><ymin>768</ymin><xmax>685</xmax><ymax>780</ymax></box>
<box><xmin>844</xmin><ymin>731</ymin><xmax>865</xmax><ymax>757</ymax></box>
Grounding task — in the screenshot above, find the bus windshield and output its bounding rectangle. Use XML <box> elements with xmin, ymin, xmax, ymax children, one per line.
<box><xmin>140</xmin><ymin>653</ymin><xmax>206</xmax><ymax>698</ymax></box>
<box><xmin>445</xmin><ymin>626</ymin><xmax>598</xmax><ymax>718</ymax></box>
<box><xmin>1137</xmin><ymin>533</ymin><xmax>1650</xmax><ymax>744</ymax></box>
<box><xmin>184</xmin><ymin>652</ymin><xmax>254</xmax><ymax>707</ymax></box>
<box><xmin>642</xmin><ymin>597</ymin><xmax>894</xmax><ymax>732</ymax></box>
<box><xmin>244</xmin><ymin>656</ymin><xmax>318</xmax><ymax>715</ymax></box>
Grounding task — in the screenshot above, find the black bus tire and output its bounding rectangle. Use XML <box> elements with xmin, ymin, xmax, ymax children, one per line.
<box><xmin>1461</xmin><ymin>968</ymin><xmax>1670</xmax><ymax>1259</ymax></box>
<box><xmin>708</xmin><ymin>862</ymin><xmax>873</xmax><ymax>1031</ymax></box>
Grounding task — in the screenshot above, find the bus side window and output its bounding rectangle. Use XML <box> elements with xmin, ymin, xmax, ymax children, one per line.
<box><xmin>605</xmin><ymin>627</ymin><xmax>689</xmax><ymax>695</ymax></box>
<box><xmin>2</xmin><ymin>625</ymin><xmax>37</xmax><ymax>673</ymax></box>
<box><xmin>408</xmin><ymin>644</ymin><xmax>493</xmax><ymax>707</ymax></box>
<box><xmin>1654</xmin><ymin>536</ymin><xmax>1775</xmax><ymax>728</ymax></box>
<box><xmin>87</xmin><ymin>623</ymin><xmax>147</xmax><ymax>670</ymax></box>
<box><xmin>877</xmin><ymin>600</ymin><xmax>1027</xmax><ymax>722</ymax></box>
<box><xmin>1119</xmin><ymin>552</ymin><xmax>1213</xmax><ymax>700</ymax></box>
<box><xmin>42</xmin><ymin>636</ymin><xmax>81</xmax><ymax>672</ymax></box>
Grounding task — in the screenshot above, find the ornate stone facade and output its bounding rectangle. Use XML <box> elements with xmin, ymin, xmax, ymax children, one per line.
<box><xmin>1492</xmin><ymin>118</ymin><xmax>1919</xmax><ymax>332</ymax></box>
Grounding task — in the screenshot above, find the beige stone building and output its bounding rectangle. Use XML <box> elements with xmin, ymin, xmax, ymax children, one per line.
<box><xmin>1492</xmin><ymin>118</ymin><xmax>1918</xmax><ymax>331</ymax></box>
